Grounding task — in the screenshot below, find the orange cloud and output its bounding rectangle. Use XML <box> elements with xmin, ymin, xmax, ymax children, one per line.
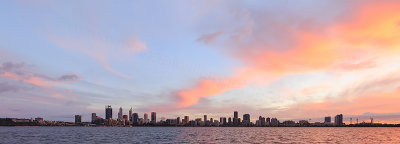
<box><xmin>175</xmin><ymin>1</ymin><xmax>400</xmax><ymax>109</ymax></box>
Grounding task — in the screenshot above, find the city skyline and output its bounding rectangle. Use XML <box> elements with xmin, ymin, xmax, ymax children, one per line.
<box><xmin>2</xmin><ymin>0</ymin><xmax>400</xmax><ymax>124</ymax></box>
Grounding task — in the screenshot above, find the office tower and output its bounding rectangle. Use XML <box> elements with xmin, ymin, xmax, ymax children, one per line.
<box><xmin>129</xmin><ymin>107</ymin><xmax>133</xmax><ymax>122</ymax></box>
<box><xmin>234</xmin><ymin>111</ymin><xmax>238</xmax><ymax>119</ymax></box>
<box><xmin>151</xmin><ymin>112</ymin><xmax>156</xmax><ymax>124</ymax></box>
<box><xmin>220</xmin><ymin>117</ymin><xmax>223</xmax><ymax>125</ymax></box>
<box><xmin>324</xmin><ymin>116</ymin><xmax>331</xmax><ymax>124</ymax></box>
<box><xmin>144</xmin><ymin>113</ymin><xmax>149</xmax><ymax>123</ymax></box>
<box><xmin>223</xmin><ymin>117</ymin><xmax>227</xmax><ymax>125</ymax></box>
<box><xmin>210</xmin><ymin>118</ymin><xmax>213</xmax><ymax>125</ymax></box>
<box><xmin>228</xmin><ymin>117</ymin><xmax>232</xmax><ymax>124</ymax></box>
<box><xmin>204</xmin><ymin>115</ymin><xmax>207</xmax><ymax>122</ymax></box>
<box><xmin>105</xmin><ymin>105</ymin><xmax>112</xmax><ymax>119</ymax></box>
<box><xmin>75</xmin><ymin>115</ymin><xmax>82</xmax><ymax>124</ymax></box>
<box><xmin>184</xmin><ymin>116</ymin><xmax>189</xmax><ymax>124</ymax></box>
<box><xmin>133</xmin><ymin>113</ymin><xmax>139</xmax><ymax>124</ymax></box>
<box><xmin>233</xmin><ymin>111</ymin><xmax>239</xmax><ymax>126</ymax></box>
<box><xmin>177</xmin><ymin>117</ymin><xmax>181</xmax><ymax>124</ymax></box>
<box><xmin>91</xmin><ymin>113</ymin><xmax>97</xmax><ymax>123</ymax></box>
<box><xmin>118</xmin><ymin>107</ymin><xmax>123</xmax><ymax>121</ymax></box>
<box><xmin>335</xmin><ymin>114</ymin><xmax>343</xmax><ymax>126</ymax></box>
<box><xmin>243</xmin><ymin>114</ymin><xmax>250</xmax><ymax>125</ymax></box>
<box><xmin>259</xmin><ymin>116</ymin><xmax>265</xmax><ymax>126</ymax></box>
<box><xmin>271</xmin><ymin>118</ymin><xmax>279</xmax><ymax>126</ymax></box>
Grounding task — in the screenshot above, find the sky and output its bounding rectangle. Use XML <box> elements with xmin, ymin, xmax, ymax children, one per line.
<box><xmin>1</xmin><ymin>0</ymin><xmax>400</xmax><ymax>123</ymax></box>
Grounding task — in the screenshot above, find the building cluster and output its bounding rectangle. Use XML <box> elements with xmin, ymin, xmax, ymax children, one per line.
<box><xmin>75</xmin><ymin>105</ymin><xmax>352</xmax><ymax>127</ymax></box>
<box><xmin>0</xmin><ymin>117</ymin><xmax>75</xmax><ymax>126</ymax></box>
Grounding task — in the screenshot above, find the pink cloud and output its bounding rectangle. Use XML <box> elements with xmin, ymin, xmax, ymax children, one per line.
<box><xmin>170</xmin><ymin>1</ymin><xmax>400</xmax><ymax>111</ymax></box>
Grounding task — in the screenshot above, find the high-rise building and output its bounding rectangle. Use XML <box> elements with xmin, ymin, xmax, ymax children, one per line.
<box><xmin>234</xmin><ymin>111</ymin><xmax>238</xmax><ymax>119</ymax></box>
<box><xmin>151</xmin><ymin>112</ymin><xmax>156</xmax><ymax>124</ymax></box>
<box><xmin>335</xmin><ymin>114</ymin><xmax>343</xmax><ymax>126</ymax></box>
<box><xmin>129</xmin><ymin>107</ymin><xmax>133</xmax><ymax>122</ymax></box>
<box><xmin>243</xmin><ymin>114</ymin><xmax>250</xmax><ymax>126</ymax></box>
<box><xmin>204</xmin><ymin>115</ymin><xmax>207</xmax><ymax>122</ymax></box>
<box><xmin>91</xmin><ymin>113</ymin><xmax>97</xmax><ymax>123</ymax></box>
<box><xmin>133</xmin><ymin>113</ymin><xmax>139</xmax><ymax>124</ymax></box>
<box><xmin>144</xmin><ymin>113</ymin><xmax>149</xmax><ymax>123</ymax></box>
<box><xmin>75</xmin><ymin>115</ymin><xmax>82</xmax><ymax>124</ymax></box>
<box><xmin>118</xmin><ymin>107</ymin><xmax>123</xmax><ymax>121</ymax></box>
<box><xmin>105</xmin><ymin>105</ymin><xmax>112</xmax><ymax>119</ymax></box>
<box><xmin>184</xmin><ymin>116</ymin><xmax>189</xmax><ymax>124</ymax></box>
<box><xmin>324</xmin><ymin>116</ymin><xmax>331</xmax><ymax>124</ymax></box>
<box><xmin>177</xmin><ymin>117</ymin><xmax>181</xmax><ymax>124</ymax></box>
<box><xmin>271</xmin><ymin>118</ymin><xmax>279</xmax><ymax>126</ymax></box>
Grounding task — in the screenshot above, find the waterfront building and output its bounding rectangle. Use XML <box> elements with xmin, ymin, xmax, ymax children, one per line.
<box><xmin>204</xmin><ymin>115</ymin><xmax>207</xmax><ymax>122</ymax></box>
<box><xmin>271</xmin><ymin>118</ymin><xmax>279</xmax><ymax>126</ymax></box>
<box><xmin>234</xmin><ymin>111</ymin><xmax>238</xmax><ymax>119</ymax></box>
<box><xmin>105</xmin><ymin>105</ymin><xmax>112</xmax><ymax>119</ymax></box>
<box><xmin>335</xmin><ymin>114</ymin><xmax>343</xmax><ymax>126</ymax></box>
<box><xmin>214</xmin><ymin>120</ymin><xmax>219</xmax><ymax>126</ymax></box>
<box><xmin>177</xmin><ymin>117</ymin><xmax>181</xmax><ymax>125</ymax></box>
<box><xmin>151</xmin><ymin>112</ymin><xmax>156</xmax><ymax>124</ymax></box>
<box><xmin>266</xmin><ymin>117</ymin><xmax>271</xmax><ymax>126</ymax></box>
<box><xmin>118</xmin><ymin>107</ymin><xmax>123</xmax><ymax>121</ymax></box>
<box><xmin>133</xmin><ymin>113</ymin><xmax>139</xmax><ymax>124</ymax></box>
<box><xmin>144</xmin><ymin>113</ymin><xmax>149</xmax><ymax>123</ymax></box>
<box><xmin>75</xmin><ymin>115</ymin><xmax>81</xmax><ymax>124</ymax></box>
<box><xmin>243</xmin><ymin>114</ymin><xmax>250</xmax><ymax>126</ymax></box>
<box><xmin>91</xmin><ymin>113</ymin><xmax>97</xmax><ymax>122</ymax></box>
<box><xmin>129</xmin><ymin>107</ymin><xmax>133</xmax><ymax>122</ymax></box>
<box><xmin>184</xmin><ymin>116</ymin><xmax>189</xmax><ymax>124</ymax></box>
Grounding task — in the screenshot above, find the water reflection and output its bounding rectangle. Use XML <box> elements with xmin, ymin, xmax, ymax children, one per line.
<box><xmin>1</xmin><ymin>127</ymin><xmax>399</xmax><ymax>143</ymax></box>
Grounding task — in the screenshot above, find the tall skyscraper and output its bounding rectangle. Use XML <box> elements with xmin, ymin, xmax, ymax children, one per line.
<box><xmin>129</xmin><ymin>107</ymin><xmax>133</xmax><ymax>122</ymax></box>
<box><xmin>184</xmin><ymin>116</ymin><xmax>189</xmax><ymax>124</ymax></box>
<box><xmin>75</xmin><ymin>115</ymin><xmax>82</xmax><ymax>124</ymax></box>
<box><xmin>177</xmin><ymin>117</ymin><xmax>181</xmax><ymax>124</ymax></box>
<box><xmin>204</xmin><ymin>115</ymin><xmax>207</xmax><ymax>122</ymax></box>
<box><xmin>105</xmin><ymin>105</ymin><xmax>112</xmax><ymax>119</ymax></box>
<box><xmin>118</xmin><ymin>107</ymin><xmax>123</xmax><ymax>121</ymax></box>
<box><xmin>234</xmin><ymin>111</ymin><xmax>238</xmax><ymax>119</ymax></box>
<box><xmin>144</xmin><ymin>113</ymin><xmax>149</xmax><ymax>123</ymax></box>
<box><xmin>91</xmin><ymin>113</ymin><xmax>97</xmax><ymax>123</ymax></box>
<box><xmin>243</xmin><ymin>114</ymin><xmax>250</xmax><ymax>124</ymax></box>
<box><xmin>151</xmin><ymin>112</ymin><xmax>156</xmax><ymax>124</ymax></box>
<box><xmin>133</xmin><ymin>113</ymin><xmax>139</xmax><ymax>124</ymax></box>
<box><xmin>335</xmin><ymin>114</ymin><xmax>343</xmax><ymax>126</ymax></box>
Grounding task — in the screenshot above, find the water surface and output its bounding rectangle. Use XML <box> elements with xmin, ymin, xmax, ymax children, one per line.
<box><xmin>1</xmin><ymin>127</ymin><xmax>399</xmax><ymax>143</ymax></box>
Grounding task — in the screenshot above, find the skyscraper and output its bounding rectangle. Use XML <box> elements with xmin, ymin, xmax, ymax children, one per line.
<box><xmin>184</xmin><ymin>116</ymin><xmax>189</xmax><ymax>124</ymax></box>
<box><xmin>204</xmin><ymin>115</ymin><xmax>207</xmax><ymax>122</ymax></box>
<box><xmin>151</xmin><ymin>112</ymin><xmax>156</xmax><ymax>124</ymax></box>
<box><xmin>144</xmin><ymin>113</ymin><xmax>149</xmax><ymax>123</ymax></box>
<box><xmin>335</xmin><ymin>114</ymin><xmax>343</xmax><ymax>126</ymax></box>
<box><xmin>129</xmin><ymin>107</ymin><xmax>133</xmax><ymax>122</ymax></box>
<box><xmin>75</xmin><ymin>115</ymin><xmax>81</xmax><ymax>124</ymax></box>
<box><xmin>233</xmin><ymin>111</ymin><xmax>239</xmax><ymax>126</ymax></box>
<box><xmin>133</xmin><ymin>113</ymin><xmax>139</xmax><ymax>124</ymax></box>
<box><xmin>177</xmin><ymin>117</ymin><xmax>181</xmax><ymax>124</ymax></box>
<box><xmin>118</xmin><ymin>107</ymin><xmax>123</xmax><ymax>121</ymax></box>
<box><xmin>105</xmin><ymin>105</ymin><xmax>112</xmax><ymax>119</ymax></box>
<box><xmin>243</xmin><ymin>114</ymin><xmax>250</xmax><ymax>126</ymax></box>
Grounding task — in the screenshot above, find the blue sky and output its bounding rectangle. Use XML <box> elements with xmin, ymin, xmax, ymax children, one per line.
<box><xmin>2</xmin><ymin>0</ymin><xmax>400</xmax><ymax>123</ymax></box>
